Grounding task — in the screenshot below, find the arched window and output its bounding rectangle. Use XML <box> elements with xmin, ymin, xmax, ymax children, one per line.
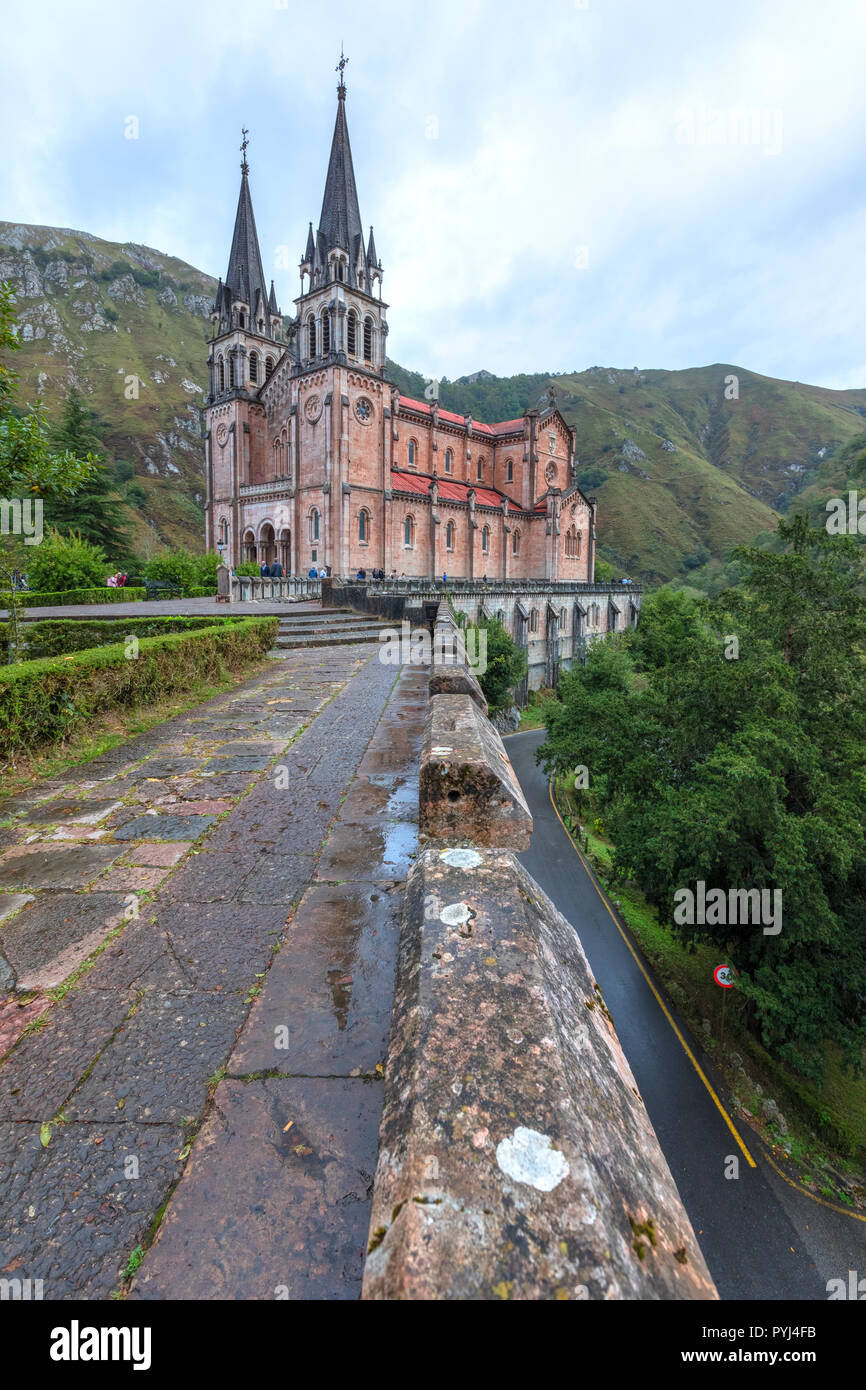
<box><xmin>249</xmin><ymin>351</ymin><xmax>259</xmax><ymax>384</ymax></box>
<box><xmin>444</xmin><ymin>448</ymin><xmax>453</xmax><ymax>474</ymax></box>
<box><xmin>363</xmin><ymin>316</ymin><xmax>373</xmax><ymax>361</ymax></box>
<box><xmin>359</xmin><ymin>508</ymin><xmax>370</xmax><ymax>543</ymax></box>
<box><xmin>243</xmin><ymin>529</ymin><xmax>256</xmax><ymax>561</ymax></box>
<box><xmin>477</xmin><ymin>457</ymin><xmax>484</xmax><ymax>481</ymax></box>
<box><xmin>446</xmin><ymin>520</ymin><xmax>455</xmax><ymax>550</ymax></box>
<box><xmin>309</xmin><ymin>508</ymin><xmax>320</xmax><ymax>542</ymax></box>
<box><xmin>506</xmin><ymin>459</ymin><xmax>513</xmax><ymax>482</ymax></box>
<box><xmin>347</xmin><ymin>310</ymin><xmax>357</xmax><ymax>356</ymax></box>
<box><xmin>265</xmin><ymin>356</ymin><xmax>274</xmax><ymax>380</ymax></box>
<box><xmin>576</xmin><ymin>530</ymin><xmax>582</xmax><ymax>558</ymax></box>
<box><xmin>321</xmin><ymin>312</ymin><xmax>330</xmax><ymax>355</ymax></box>
<box><xmin>512</xmin><ymin>529</ymin><xmax>521</xmax><ymax>556</ymax></box>
<box><xmin>530</xmin><ymin>607</ymin><xmax>539</xmax><ymax>633</ymax></box>
<box><xmin>481</xmin><ymin>525</ymin><xmax>490</xmax><ymax>554</ymax></box>
<box><xmin>218</xmin><ymin>356</ymin><xmax>225</xmax><ymax>392</ymax></box>
<box><xmin>239</xmin><ymin>311</ymin><xmax>245</xmax><ymax>329</ymax></box>
<box><xmin>408</xmin><ymin>439</ymin><xmax>417</xmax><ymax>468</ymax></box>
<box><xmin>229</xmin><ymin>354</ymin><xmax>235</xmax><ymax>389</ymax></box>
<box><xmin>403</xmin><ymin>514</ymin><xmax>415</xmax><ymax>547</ymax></box>
<box><xmin>307</xmin><ymin>315</ymin><xmax>317</xmax><ymax>358</ymax></box>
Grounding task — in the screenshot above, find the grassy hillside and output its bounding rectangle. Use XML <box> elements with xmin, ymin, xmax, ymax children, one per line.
<box><xmin>0</xmin><ymin>221</ymin><xmax>216</xmax><ymax>557</ymax></box>
<box><xmin>3</xmin><ymin>221</ymin><xmax>865</xmax><ymax>579</ymax></box>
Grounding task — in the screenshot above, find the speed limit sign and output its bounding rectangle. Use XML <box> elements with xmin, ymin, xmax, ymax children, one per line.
<box><xmin>714</xmin><ymin>964</ymin><xmax>737</xmax><ymax>988</ymax></box>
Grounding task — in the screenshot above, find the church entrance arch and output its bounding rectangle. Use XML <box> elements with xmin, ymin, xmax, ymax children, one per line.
<box><xmin>259</xmin><ymin>523</ymin><xmax>276</xmax><ymax>565</ymax></box>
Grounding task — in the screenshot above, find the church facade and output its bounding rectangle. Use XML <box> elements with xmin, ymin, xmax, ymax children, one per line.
<box><xmin>203</xmin><ymin>71</ymin><xmax>597</xmax><ymax>583</ymax></box>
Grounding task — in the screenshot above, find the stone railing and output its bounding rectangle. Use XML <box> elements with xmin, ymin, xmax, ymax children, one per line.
<box><xmin>361</xmin><ymin>602</ymin><xmax>717</xmax><ymax>1301</ymax></box>
<box><xmin>216</xmin><ymin>569</ymin><xmax>321</xmax><ymax>603</ymax></box>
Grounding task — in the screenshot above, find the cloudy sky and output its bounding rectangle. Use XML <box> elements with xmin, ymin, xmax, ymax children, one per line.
<box><xmin>2</xmin><ymin>0</ymin><xmax>865</xmax><ymax>388</ymax></box>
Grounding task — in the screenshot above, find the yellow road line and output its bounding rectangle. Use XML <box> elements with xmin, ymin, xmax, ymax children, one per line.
<box><xmin>547</xmin><ymin>779</ymin><xmax>757</xmax><ymax>1168</ymax></box>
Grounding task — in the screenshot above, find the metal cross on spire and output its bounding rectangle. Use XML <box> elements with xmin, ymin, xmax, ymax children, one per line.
<box><xmin>240</xmin><ymin>127</ymin><xmax>249</xmax><ymax>175</ymax></box>
<box><xmin>336</xmin><ymin>45</ymin><xmax>348</xmax><ymax>98</ymax></box>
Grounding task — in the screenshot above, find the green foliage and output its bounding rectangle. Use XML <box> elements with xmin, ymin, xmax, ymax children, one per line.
<box><xmin>0</xmin><ymin>613</ymin><xmax>243</xmax><ymax>660</ymax></box>
<box><xmin>0</xmin><ymin>284</ymin><xmax>93</xmax><ymax>501</ymax></box>
<box><xmin>47</xmin><ymin>386</ymin><xmax>133</xmax><ymax>558</ymax></box>
<box><xmin>16</xmin><ymin>587</ymin><xmax>145</xmax><ymax>608</ymax></box>
<box><xmin>24</xmin><ymin>529</ymin><xmax>110</xmax><ymax>593</ymax></box>
<box><xmin>537</xmin><ymin>517</ymin><xmax>866</xmax><ymax>1083</ymax></box>
<box><xmin>141</xmin><ymin>547</ymin><xmax>222</xmax><ymax>594</ymax></box>
<box><xmin>474</xmin><ymin>616</ymin><xmax>528</xmax><ymax>712</ymax></box>
<box><xmin>235</xmin><ymin>561</ymin><xmax>260</xmax><ymax>577</ymax></box>
<box><xmin>0</xmin><ymin>618</ymin><xmax>277</xmax><ymax>757</ymax></box>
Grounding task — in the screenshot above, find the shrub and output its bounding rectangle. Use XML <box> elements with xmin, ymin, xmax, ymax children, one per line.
<box><xmin>24</xmin><ymin>529</ymin><xmax>109</xmax><ymax>592</ymax></box>
<box><xmin>188</xmin><ymin>587</ymin><xmax>217</xmax><ymax>599</ymax></box>
<box><xmin>0</xmin><ymin>614</ymin><xmax>243</xmax><ymax>660</ymax></box>
<box><xmin>145</xmin><ymin>547</ymin><xmax>200</xmax><ymax>592</ymax></box>
<box><xmin>0</xmin><ymin>618</ymin><xmax>278</xmax><ymax>757</ymax></box>
<box><xmin>14</xmin><ymin>587</ymin><xmax>146</xmax><ymax>607</ymax></box>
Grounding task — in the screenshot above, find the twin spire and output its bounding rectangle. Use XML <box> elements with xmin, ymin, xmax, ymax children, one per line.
<box><xmin>213</xmin><ymin>54</ymin><xmax>382</xmax><ymax>344</ymax></box>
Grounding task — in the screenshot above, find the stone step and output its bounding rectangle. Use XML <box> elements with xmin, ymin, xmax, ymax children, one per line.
<box><xmin>277</xmin><ymin>621</ymin><xmax>383</xmax><ymax>637</ymax></box>
<box><xmin>272</xmin><ymin>631</ymin><xmax>383</xmax><ymax>651</ymax></box>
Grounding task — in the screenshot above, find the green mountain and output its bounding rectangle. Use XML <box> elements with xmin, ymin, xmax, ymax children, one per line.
<box><xmin>3</xmin><ymin>221</ymin><xmax>865</xmax><ymax>579</ymax></box>
<box><xmin>0</xmin><ymin>221</ymin><xmax>214</xmax><ymax>557</ymax></box>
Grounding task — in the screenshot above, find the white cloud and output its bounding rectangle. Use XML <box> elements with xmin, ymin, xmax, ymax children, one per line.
<box><xmin>1</xmin><ymin>0</ymin><xmax>865</xmax><ymax>387</ymax></box>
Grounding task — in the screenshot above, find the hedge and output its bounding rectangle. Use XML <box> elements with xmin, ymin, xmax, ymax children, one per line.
<box><xmin>0</xmin><ymin>615</ymin><xmax>245</xmax><ymax>661</ymax></box>
<box><xmin>0</xmin><ymin>618</ymin><xmax>279</xmax><ymax>757</ymax></box>
<box><xmin>188</xmin><ymin>587</ymin><xmax>218</xmax><ymax>599</ymax></box>
<box><xmin>6</xmin><ymin>588</ymin><xmax>147</xmax><ymax>608</ymax></box>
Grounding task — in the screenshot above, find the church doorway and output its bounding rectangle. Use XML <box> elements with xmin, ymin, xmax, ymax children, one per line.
<box><xmin>260</xmin><ymin>523</ymin><xmax>276</xmax><ymax>565</ymax></box>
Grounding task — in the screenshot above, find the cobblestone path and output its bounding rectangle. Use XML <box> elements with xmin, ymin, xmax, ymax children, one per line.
<box><xmin>0</xmin><ymin>645</ymin><xmax>423</xmax><ymax>1299</ymax></box>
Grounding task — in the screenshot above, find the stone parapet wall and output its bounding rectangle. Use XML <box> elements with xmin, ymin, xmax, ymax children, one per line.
<box><xmin>361</xmin><ymin>601</ymin><xmax>717</xmax><ymax>1300</ymax></box>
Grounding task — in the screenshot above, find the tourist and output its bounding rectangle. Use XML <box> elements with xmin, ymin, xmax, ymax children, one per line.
<box><xmin>271</xmin><ymin>560</ymin><xmax>284</xmax><ymax>578</ymax></box>
<box><xmin>308</xmin><ymin>564</ymin><xmax>318</xmax><ymax>578</ymax></box>
<box><xmin>356</xmin><ymin>567</ymin><xmax>367</xmax><ymax>580</ymax></box>
<box><xmin>318</xmin><ymin>566</ymin><xmax>328</xmax><ymax>578</ymax></box>
<box><xmin>260</xmin><ymin>561</ymin><xmax>271</xmax><ymax>578</ymax></box>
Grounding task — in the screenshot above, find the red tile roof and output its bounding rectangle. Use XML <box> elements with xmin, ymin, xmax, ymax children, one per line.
<box><xmin>398</xmin><ymin>395</ymin><xmax>525</xmax><ymax>438</ymax></box>
<box><xmin>391</xmin><ymin>470</ymin><xmax>522</xmax><ymax>511</ymax></box>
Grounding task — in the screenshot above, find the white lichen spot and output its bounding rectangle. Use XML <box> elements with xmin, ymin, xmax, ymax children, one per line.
<box><xmin>430</xmin><ymin>745</ymin><xmax>453</xmax><ymax>756</ymax></box>
<box><xmin>496</xmin><ymin>1127</ymin><xmax>569</xmax><ymax>1192</ymax></box>
<box><xmin>440</xmin><ymin>848</ymin><xmax>483</xmax><ymax>869</ymax></box>
<box><xmin>440</xmin><ymin>901</ymin><xmax>472</xmax><ymax>926</ymax></box>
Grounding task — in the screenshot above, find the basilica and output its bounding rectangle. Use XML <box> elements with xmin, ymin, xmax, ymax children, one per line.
<box><xmin>204</xmin><ymin>65</ymin><xmax>597</xmax><ymax>583</ymax></box>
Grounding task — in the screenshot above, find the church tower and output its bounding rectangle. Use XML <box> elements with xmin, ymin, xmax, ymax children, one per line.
<box><xmin>204</xmin><ymin>132</ymin><xmax>283</xmax><ymax>562</ymax></box>
<box><xmin>296</xmin><ymin>54</ymin><xmax>387</xmax><ymax>371</ymax></box>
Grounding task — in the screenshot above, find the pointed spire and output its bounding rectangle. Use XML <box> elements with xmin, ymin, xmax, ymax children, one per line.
<box><xmin>222</xmin><ymin>130</ymin><xmax>270</xmax><ymax>334</ymax></box>
<box><xmin>318</xmin><ymin>68</ymin><xmax>362</xmax><ymax>256</ymax></box>
<box><xmin>366</xmin><ymin>225</ymin><xmax>378</xmax><ymax>267</ymax></box>
<box><xmin>268</xmin><ymin>280</ymin><xmax>278</xmax><ymax>314</ymax></box>
<box><xmin>303</xmin><ymin>221</ymin><xmax>315</xmax><ymax>265</ymax></box>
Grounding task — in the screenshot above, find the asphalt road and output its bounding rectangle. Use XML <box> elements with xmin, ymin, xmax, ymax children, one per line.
<box><xmin>508</xmin><ymin>728</ymin><xmax>866</xmax><ymax>1302</ymax></box>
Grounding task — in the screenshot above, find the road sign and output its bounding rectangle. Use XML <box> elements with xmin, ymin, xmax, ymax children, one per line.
<box><xmin>714</xmin><ymin>964</ymin><xmax>737</xmax><ymax>988</ymax></box>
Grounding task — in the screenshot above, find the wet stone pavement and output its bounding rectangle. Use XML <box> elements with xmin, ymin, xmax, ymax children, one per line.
<box><xmin>0</xmin><ymin>643</ymin><xmax>426</xmax><ymax>1300</ymax></box>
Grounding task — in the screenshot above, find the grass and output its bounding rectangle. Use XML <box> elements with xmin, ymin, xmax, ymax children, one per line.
<box><xmin>556</xmin><ymin>775</ymin><xmax>866</xmax><ymax>1204</ymax></box>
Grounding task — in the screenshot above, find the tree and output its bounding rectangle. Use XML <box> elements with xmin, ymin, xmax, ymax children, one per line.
<box><xmin>47</xmin><ymin>386</ymin><xmax>133</xmax><ymax>558</ymax></box>
<box><xmin>537</xmin><ymin>518</ymin><xmax>866</xmax><ymax>1082</ymax></box>
<box><xmin>474</xmin><ymin>616</ymin><xmax>527</xmax><ymax>711</ymax></box>
<box><xmin>0</xmin><ymin>283</ymin><xmax>95</xmax><ymax>659</ymax></box>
